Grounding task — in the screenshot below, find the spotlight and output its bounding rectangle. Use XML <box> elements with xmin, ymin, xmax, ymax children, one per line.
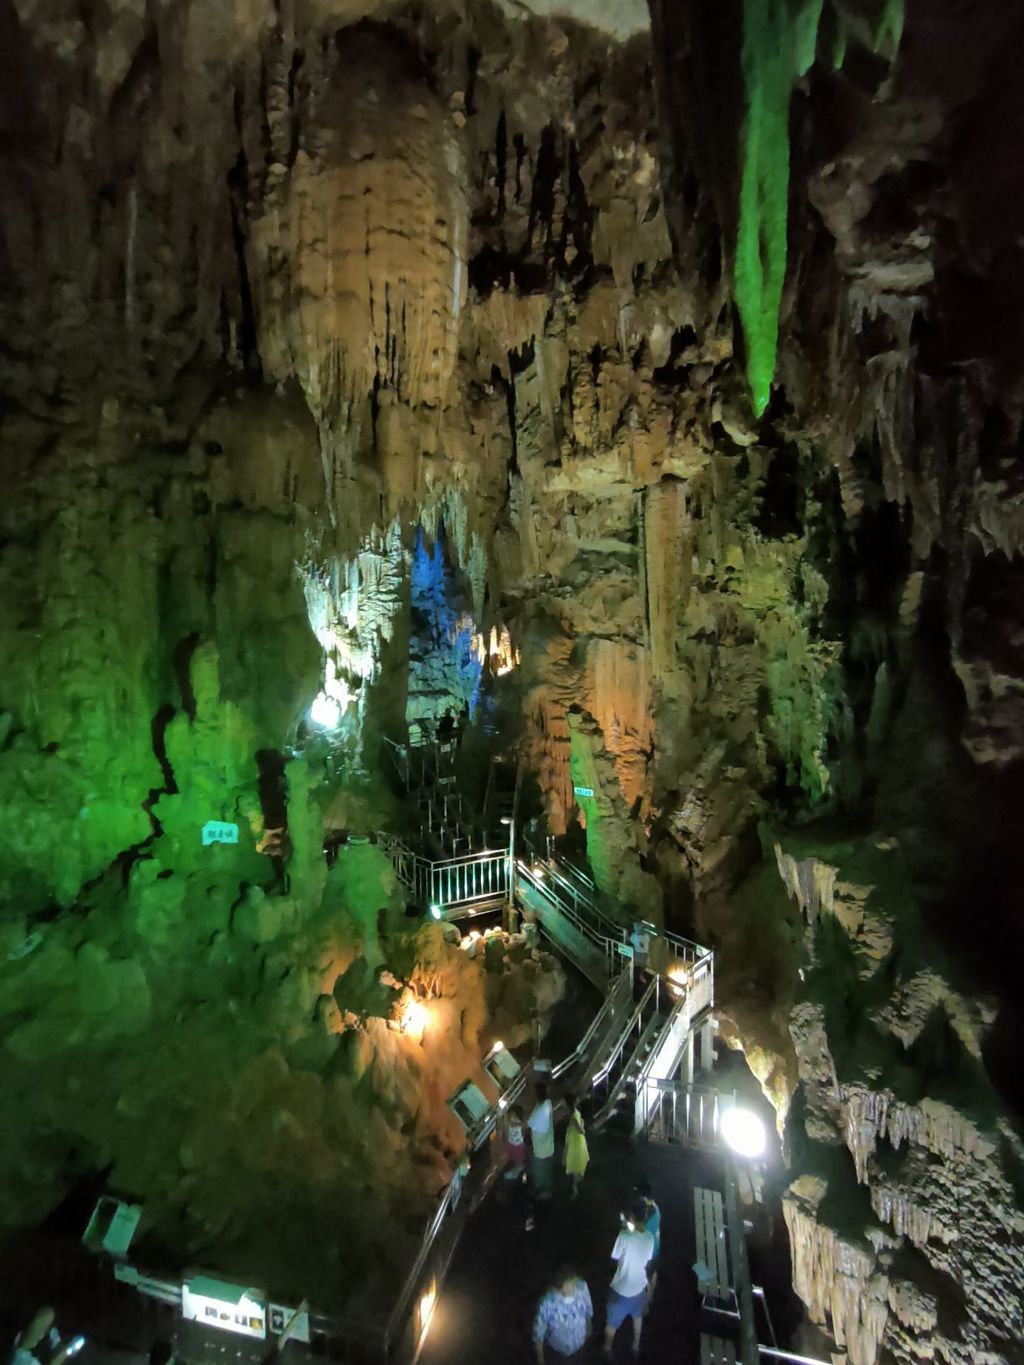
<box><xmin>491</xmin><ymin>1040</ymin><xmax>505</xmax><ymax>1053</ymax></box>
<box><xmin>401</xmin><ymin>999</ymin><xmax>429</xmax><ymax>1037</ymax></box>
<box><xmin>667</xmin><ymin>963</ymin><xmax>690</xmax><ymax>998</ymax></box>
<box><xmin>720</xmin><ymin>1106</ymin><xmax>767</xmax><ymax>1160</ymax></box>
<box><xmin>310</xmin><ymin>692</ymin><xmax>341</xmax><ymax>728</ymax></box>
<box><xmin>430</xmin><ymin>904</ymin><xmax>443</xmax><ymax>921</ymax></box>
<box><xmin>418</xmin><ymin>1285</ymin><xmax>437</xmax><ymax>1342</ymax></box>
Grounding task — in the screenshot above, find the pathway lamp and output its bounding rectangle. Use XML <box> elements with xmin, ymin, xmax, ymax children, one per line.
<box><xmin>401</xmin><ymin>998</ymin><xmax>429</xmax><ymax>1039</ymax></box>
<box><xmin>720</xmin><ymin>1105</ymin><xmax>767</xmax><ymax>1161</ymax></box>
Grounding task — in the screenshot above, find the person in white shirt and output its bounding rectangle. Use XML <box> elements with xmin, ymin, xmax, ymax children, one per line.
<box><xmin>526</xmin><ymin>1081</ymin><xmax>556</xmax><ymax>1226</ymax></box>
<box><xmin>603</xmin><ymin>1199</ymin><xmax>655</xmax><ymax>1359</ymax></box>
<box><xmin>11</xmin><ymin>1310</ymin><xmax>83</xmax><ymax>1365</ymax></box>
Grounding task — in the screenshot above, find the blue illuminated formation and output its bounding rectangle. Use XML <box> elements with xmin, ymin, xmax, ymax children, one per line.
<box><xmin>408</xmin><ymin>527</ymin><xmax>483</xmax><ymax>727</ymax></box>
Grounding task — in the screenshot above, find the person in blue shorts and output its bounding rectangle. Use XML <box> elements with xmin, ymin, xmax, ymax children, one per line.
<box><xmin>603</xmin><ymin>1198</ymin><xmax>655</xmax><ymax>1359</ymax></box>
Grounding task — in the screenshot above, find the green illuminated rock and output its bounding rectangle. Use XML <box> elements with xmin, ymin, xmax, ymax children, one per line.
<box><xmin>735</xmin><ymin>0</ymin><xmax>903</xmax><ymax>415</ymax></box>
<box><xmin>735</xmin><ymin>0</ymin><xmax>821</xmax><ymax>418</ymax></box>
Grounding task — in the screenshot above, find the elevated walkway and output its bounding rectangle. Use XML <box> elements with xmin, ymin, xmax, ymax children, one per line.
<box><xmin>107</xmin><ymin>839</ymin><xmax>728</xmax><ymax>1365</ymax></box>
<box><xmin>381</xmin><ymin>834</ymin><xmax>717</xmax><ymax>1140</ymax></box>
<box><xmin>515</xmin><ymin>865</ymin><xmax>625</xmax><ymax>990</ymax></box>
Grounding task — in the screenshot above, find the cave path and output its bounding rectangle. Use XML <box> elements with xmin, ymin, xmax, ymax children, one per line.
<box><xmin>418</xmin><ymin>1132</ymin><xmax>723</xmax><ymax>1365</ymax></box>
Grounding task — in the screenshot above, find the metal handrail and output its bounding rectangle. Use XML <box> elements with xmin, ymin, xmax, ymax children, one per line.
<box><xmin>517</xmin><ymin>862</ymin><xmax>624</xmax><ymax>962</ymax></box>
<box><xmin>757</xmin><ymin>1350</ymin><xmax>834</xmax><ymax>1364</ymax></box>
<box><xmin>590</xmin><ymin>977</ymin><xmax>658</xmax><ymax>1086</ymax></box>
<box><xmin>548</xmin><ymin>851</ymin><xmax>599</xmax><ymax>896</ymax></box>
<box><xmin>592</xmin><ymin>1011</ymin><xmax>665</xmax><ymax>1128</ymax></box>
<box><xmin>383</xmin><ymin>1181</ymin><xmax>456</xmax><ymax>1345</ymax></box>
<box><xmin>379</xmin><ymin>836</ymin><xmax>510</xmax><ymax>913</ymax></box>
<box><xmin>431</xmin><ymin>848</ymin><xmax>504</xmax><ymax>871</ymax></box>
<box><xmin>551</xmin><ymin>973</ymin><xmax>632</xmax><ymax>1081</ymax></box>
<box><xmin>543</xmin><ymin>860</ymin><xmax>603</xmax><ymax>916</ymax></box>
<box><xmin>382</xmin><ymin>967</ymin><xmax>682</xmax><ymax>1357</ymax></box>
<box><xmin>465</xmin><ymin>1067</ymin><xmax>531</xmax><ymax>1152</ymax></box>
<box><xmin>662</xmin><ymin>927</ymin><xmax>712</xmax><ymax>964</ymax></box>
<box><xmin>526</xmin><ymin>853</ymin><xmax>710</xmax><ymax>965</ymax></box>
<box><xmin>635</xmin><ymin>992</ymin><xmax>685</xmax><ymax>1089</ymax></box>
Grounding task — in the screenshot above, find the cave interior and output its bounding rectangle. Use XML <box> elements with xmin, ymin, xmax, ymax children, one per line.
<box><xmin>1</xmin><ymin>1</ymin><xmax>1024</xmax><ymax>1363</ymax></box>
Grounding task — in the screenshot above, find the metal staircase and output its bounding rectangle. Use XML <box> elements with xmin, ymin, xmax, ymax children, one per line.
<box><xmin>512</xmin><ymin>855</ymin><xmax>715</xmax><ymax>1135</ymax></box>
<box><xmin>380</xmin><ymin>819</ymin><xmax>716</xmax><ymax>1135</ymax></box>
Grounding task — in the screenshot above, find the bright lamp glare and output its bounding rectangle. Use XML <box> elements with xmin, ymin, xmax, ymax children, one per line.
<box><xmin>310</xmin><ymin>692</ymin><xmax>341</xmax><ymax>728</ymax></box>
<box><xmin>721</xmin><ymin>1107</ymin><xmax>767</xmax><ymax>1160</ymax></box>
<box><xmin>430</xmin><ymin>904</ymin><xmax>443</xmax><ymax>921</ymax></box>
<box><xmin>491</xmin><ymin>1040</ymin><xmax>505</xmax><ymax>1053</ymax></box>
<box><xmin>402</xmin><ymin>999</ymin><xmax>429</xmax><ymax>1037</ymax></box>
<box><xmin>667</xmin><ymin>963</ymin><xmax>690</xmax><ymax>998</ymax></box>
<box><xmin>418</xmin><ymin>1285</ymin><xmax>437</xmax><ymax>1341</ymax></box>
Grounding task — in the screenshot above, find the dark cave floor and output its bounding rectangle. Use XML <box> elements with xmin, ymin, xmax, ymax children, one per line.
<box><xmin>418</xmin><ymin>1132</ymin><xmax>728</xmax><ymax>1365</ymax></box>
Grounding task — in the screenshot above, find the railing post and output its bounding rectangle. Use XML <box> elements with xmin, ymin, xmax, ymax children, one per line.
<box><xmin>501</xmin><ymin>815</ymin><xmax>516</xmax><ymax>931</ymax></box>
<box><xmin>724</xmin><ymin>1156</ymin><xmax>759</xmax><ymax>1365</ymax></box>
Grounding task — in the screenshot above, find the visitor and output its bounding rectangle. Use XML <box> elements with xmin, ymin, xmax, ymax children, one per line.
<box><xmin>629</xmin><ymin>922</ymin><xmax>651</xmax><ymax>972</ymax></box>
<box><xmin>563</xmin><ymin>1102</ymin><xmax>589</xmax><ymax>1197</ymax></box>
<box><xmin>148</xmin><ymin>1342</ymin><xmax>174</xmax><ymax>1365</ymax></box>
<box><xmin>10</xmin><ymin>1311</ymin><xmax>84</xmax><ymax>1365</ymax></box>
<box><xmin>634</xmin><ymin>1179</ymin><xmax>662</xmax><ymax>1290</ymax></box>
<box><xmin>504</xmin><ymin>1104</ymin><xmax>527</xmax><ymax>1183</ymax></box>
<box><xmin>525</xmin><ymin>1080</ymin><xmax>556</xmax><ymax>1228</ymax></box>
<box><xmin>532</xmin><ymin>1267</ymin><xmax>593</xmax><ymax>1363</ymax></box>
<box><xmin>449</xmin><ymin>1153</ymin><xmax>471</xmax><ymax>1209</ymax></box>
<box><xmin>629</xmin><ymin>921</ymin><xmax>652</xmax><ymax>1000</ymax></box>
<box><xmin>603</xmin><ymin>1198</ymin><xmax>656</xmax><ymax>1360</ymax></box>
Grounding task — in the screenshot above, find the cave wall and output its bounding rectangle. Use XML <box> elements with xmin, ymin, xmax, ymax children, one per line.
<box><xmin>1</xmin><ymin>0</ymin><xmax>1024</xmax><ymax>1356</ymax></box>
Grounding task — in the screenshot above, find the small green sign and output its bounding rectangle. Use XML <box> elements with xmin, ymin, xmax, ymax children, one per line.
<box><xmin>573</xmin><ymin>785</ymin><xmax>595</xmax><ymax>798</ymax></box>
<box><xmin>202</xmin><ymin>820</ymin><xmax>239</xmax><ymax>846</ymax></box>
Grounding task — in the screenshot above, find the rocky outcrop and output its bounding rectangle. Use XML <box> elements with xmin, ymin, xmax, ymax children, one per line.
<box><xmin>772</xmin><ymin>842</ymin><xmax>1024</xmax><ymax>1364</ymax></box>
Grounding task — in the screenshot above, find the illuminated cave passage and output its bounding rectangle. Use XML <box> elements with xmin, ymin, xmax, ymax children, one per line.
<box><xmin>2</xmin><ymin>2</ymin><xmax>1024</xmax><ymax>1364</ymax></box>
<box><xmin>406</xmin><ymin>526</ymin><xmax>484</xmax><ymax>735</ymax></box>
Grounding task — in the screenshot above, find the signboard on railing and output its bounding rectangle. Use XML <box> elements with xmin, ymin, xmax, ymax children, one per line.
<box><xmin>268</xmin><ymin>1303</ymin><xmax>311</xmax><ymax>1343</ymax></box>
<box><xmin>182</xmin><ymin>1275</ymin><xmax>266</xmax><ymax>1339</ymax></box>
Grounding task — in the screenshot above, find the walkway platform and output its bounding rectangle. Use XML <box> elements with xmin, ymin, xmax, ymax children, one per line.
<box><xmin>418</xmin><ymin>1132</ymin><xmax>731</xmax><ymax>1365</ymax></box>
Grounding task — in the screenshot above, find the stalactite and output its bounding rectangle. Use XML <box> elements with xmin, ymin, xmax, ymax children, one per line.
<box><xmin>735</xmin><ymin>0</ymin><xmax>821</xmax><ymax>418</ymax></box>
<box><xmin>734</xmin><ymin>0</ymin><xmax>905</xmax><ymax>416</ymax></box>
<box><xmin>643</xmin><ymin>477</ymin><xmax>689</xmax><ymax>677</ymax></box>
<box><xmin>783</xmin><ymin>1175</ymin><xmax>891</xmax><ymax>1365</ymax></box>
